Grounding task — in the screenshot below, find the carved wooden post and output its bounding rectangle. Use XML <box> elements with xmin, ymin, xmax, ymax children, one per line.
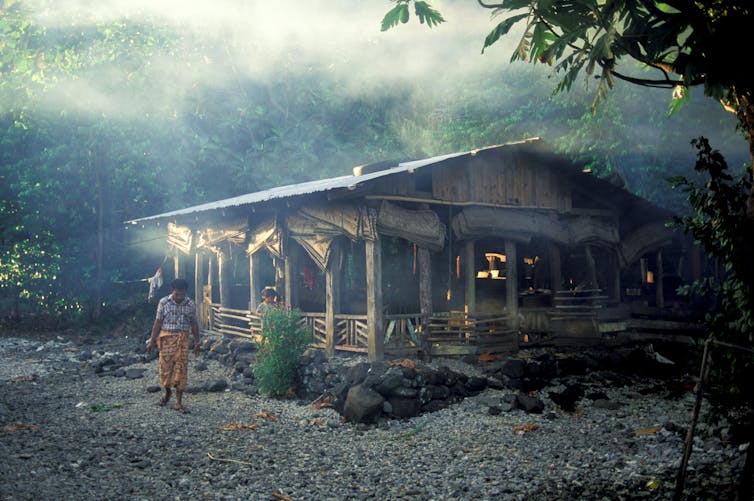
<box><xmin>217</xmin><ymin>249</ymin><xmax>230</xmax><ymax>308</ymax></box>
<box><xmin>548</xmin><ymin>242</ymin><xmax>562</xmax><ymax>292</ymax></box>
<box><xmin>584</xmin><ymin>245</ymin><xmax>599</xmax><ymax>290</ymax></box>
<box><xmin>325</xmin><ymin>241</ymin><xmax>342</xmax><ymax>357</ymax></box>
<box><xmin>464</xmin><ymin>240</ymin><xmax>476</xmax><ymax>314</ymax></box>
<box><xmin>505</xmin><ymin>240</ymin><xmax>519</xmax><ymax>327</ymax></box>
<box><xmin>274</xmin><ymin>258</ymin><xmax>284</xmax><ymax>301</ymax></box>
<box><xmin>194</xmin><ymin>251</ymin><xmax>204</xmax><ymax>312</ymax></box>
<box><xmin>248</xmin><ymin>252</ymin><xmax>259</xmax><ymax>312</ymax></box>
<box><xmin>285</xmin><ymin>245</ymin><xmax>298</xmax><ymax>309</ymax></box>
<box><xmin>366</xmin><ymin>238</ymin><xmax>384</xmax><ymax>361</ymax></box>
<box><xmin>418</xmin><ymin>246</ymin><xmax>432</xmax><ymax>361</ymax></box>
<box><xmin>205</xmin><ymin>252</ymin><xmax>216</xmax><ymax>330</ymax></box>
<box><xmin>173</xmin><ymin>253</ymin><xmax>181</xmax><ymax>281</ymax></box>
<box><xmin>656</xmin><ymin>249</ymin><xmax>665</xmax><ymax>309</ymax></box>
<box><xmin>612</xmin><ymin>248</ymin><xmax>622</xmax><ymax>302</ymax></box>
<box><xmin>640</xmin><ymin>257</ymin><xmax>648</xmax><ymax>285</ymax></box>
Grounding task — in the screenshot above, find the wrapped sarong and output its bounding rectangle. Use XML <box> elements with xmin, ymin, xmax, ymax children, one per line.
<box><xmin>157</xmin><ymin>330</ymin><xmax>190</xmax><ymax>391</ymax></box>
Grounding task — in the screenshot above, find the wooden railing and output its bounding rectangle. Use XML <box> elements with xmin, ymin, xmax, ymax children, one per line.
<box><xmin>384</xmin><ymin>313</ymin><xmax>424</xmax><ymax>348</ymax></box>
<box><xmin>206</xmin><ymin>304</ymin><xmax>517</xmax><ymax>354</ymax></box>
<box><xmin>301</xmin><ymin>312</ymin><xmax>326</xmax><ymax>347</ymax></box>
<box><xmin>428</xmin><ymin>311</ymin><xmax>516</xmax><ymax>344</ymax></box>
<box><xmin>206</xmin><ymin>304</ymin><xmax>367</xmax><ymax>352</ymax></box>
<box><xmin>300</xmin><ymin>312</ymin><xmax>369</xmax><ymax>352</ymax></box>
<box><xmin>209</xmin><ymin>304</ymin><xmax>262</xmax><ymax>340</ymax></box>
<box><xmin>550</xmin><ymin>289</ymin><xmax>608</xmax><ymax>321</ymax></box>
<box><xmin>335</xmin><ymin>314</ymin><xmax>369</xmax><ymax>352</ymax></box>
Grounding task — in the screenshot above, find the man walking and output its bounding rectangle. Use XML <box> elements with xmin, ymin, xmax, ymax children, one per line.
<box><xmin>146</xmin><ymin>278</ymin><xmax>200</xmax><ymax>413</ymax></box>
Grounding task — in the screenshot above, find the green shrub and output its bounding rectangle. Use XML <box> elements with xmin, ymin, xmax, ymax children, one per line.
<box><xmin>252</xmin><ymin>308</ymin><xmax>310</xmax><ymax>397</ymax></box>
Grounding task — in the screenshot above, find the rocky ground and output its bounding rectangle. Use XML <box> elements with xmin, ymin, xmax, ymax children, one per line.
<box><xmin>0</xmin><ymin>328</ymin><xmax>749</xmax><ymax>501</ymax></box>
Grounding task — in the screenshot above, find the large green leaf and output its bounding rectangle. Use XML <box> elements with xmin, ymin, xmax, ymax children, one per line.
<box><xmin>482</xmin><ymin>13</ymin><xmax>528</xmax><ymax>54</ymax></box>
<box><xmin>381</xmin><ymin>3</ymin><xmax>410</xmax><ymax>32</ymax></box>
<box><xmin>414</xmin><ymin>1</ymin><xmax>444</xmax><ymax>27</ymax></box>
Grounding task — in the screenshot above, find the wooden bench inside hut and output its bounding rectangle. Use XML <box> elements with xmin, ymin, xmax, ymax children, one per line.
<box><xmin>125</xmin><ymin>138</ymin><xmax>708</xmax><ymax>361</ymax></box>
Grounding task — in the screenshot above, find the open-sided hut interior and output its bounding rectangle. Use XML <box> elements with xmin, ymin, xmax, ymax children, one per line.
<box><xmin>126</xmin><ymin>138</ymin><xmax>705</xmax><ymax>360</ymax></box>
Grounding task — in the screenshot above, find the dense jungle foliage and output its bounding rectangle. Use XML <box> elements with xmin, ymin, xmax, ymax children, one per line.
<box><xmin>0</xmin><ymin>0</ymin><xmax>749</xmax><ymax>327</ymax></box>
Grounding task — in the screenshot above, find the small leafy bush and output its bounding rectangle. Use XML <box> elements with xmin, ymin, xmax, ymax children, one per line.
<box><xmin>671</xmin><ymin>137</ymin><xmax>754</xmax><ymax>404</ymax></box>
<box><xmin>253</xmin><ymin>308</ymin><xmax>310</xmax><ymax>397</ymax></box>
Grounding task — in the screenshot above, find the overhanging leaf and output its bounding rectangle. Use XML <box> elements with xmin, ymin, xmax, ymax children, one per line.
<box><xmin>414</xmin><ymin>1</ymin><xmax>445</xmax><ymax>28</ymax></box>
<box><xmin>381</xmin><ymin>3</ymin><xmax>409</xmax><ymax>32</ymax></box>
<box><xmin>482</xmin><ymin>13</ymin><xmax>528</xmax><ymax>54</ymax></box>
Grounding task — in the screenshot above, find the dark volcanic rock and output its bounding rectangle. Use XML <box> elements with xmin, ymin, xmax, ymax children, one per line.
<box><xmin>548</xmin><ymin>383</ymin><xmax>585</xmax><ymax>413</ymax></box>
<box><xmin>388</xmin><ymin>396</ymin><xmax>421</xmax><ymax>418</ymax></box>
<box><xmin>343</xmin><ymin>384</ymin><xmax>384</xmax><ymax>424</ymax></box>
<box><xmin>516</xmin><ymin>393</ymin><xmax>545</xmax><ymax>414</ymax></box>
<box><xmin>500</xmin><ymin>359</ymin><xmax>525</xmax><ymax>378</ymax></box>
<box><xmin>124</xmin><ymin>368</ymin><xmax>146</xmax><ymax>380</ymax></box>
<box><xmin>206</xmin><ymin>379</ymin><xmax>228</xmax><ymax>392</ymax></box>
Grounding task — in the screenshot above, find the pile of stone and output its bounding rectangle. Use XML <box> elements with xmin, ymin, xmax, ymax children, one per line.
<box><xmin>79</xmin><ymin>330</ymin><xmax>699</xmax><ymax>426</ymax></box>
<box><xmin>303</xmin><ymin>354</ymin><xmax>490</xmax><ymax>423</ymax></box>
<box><xmin>293</xmin><ymin>344</ymin><xmax>694</xmax><ymax>423</ymax></box>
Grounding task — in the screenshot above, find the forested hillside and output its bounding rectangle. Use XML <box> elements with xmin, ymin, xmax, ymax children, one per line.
<box><xmin>0</xmin><ymin>0</ymin><xmax>747</xmax><ymax>324</ymax></box>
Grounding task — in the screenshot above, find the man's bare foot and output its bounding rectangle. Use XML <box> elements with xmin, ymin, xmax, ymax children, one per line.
<box><xmin>158</xmin><ymin>388</ymin><xmax>172</xmax><ymax>406</ymax></box>
<box><xmin>174</xmin><ymin>404</ymin><xmax>189</xmax><ymax>414</ymax></box>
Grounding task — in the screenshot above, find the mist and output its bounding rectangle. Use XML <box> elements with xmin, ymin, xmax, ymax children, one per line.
<box><xmin>1</xmin><ymin>0</ymin><xmax>751</xmax><ymax>327</ymax></box>
<box><xmin>30</xmin><ymin>1</ymin><xmax>523</xmax><ymax>118</ymax></box>
<box><xmin>8</xmin><ymin>0</ymin><xmax>748</xmax><ymax>203</ymax></box>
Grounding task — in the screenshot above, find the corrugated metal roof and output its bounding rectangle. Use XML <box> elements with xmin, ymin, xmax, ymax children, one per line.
<box><xmin>125</xmin><ymin>139</ymin><xmax>540</xmax><ymax>224</ymax></box>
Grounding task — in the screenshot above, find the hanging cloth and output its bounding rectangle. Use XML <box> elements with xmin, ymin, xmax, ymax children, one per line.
<box><xmin>147</xmin><ymin>266</ymin><xmax>163</xmax><ymax>301</ymax></box>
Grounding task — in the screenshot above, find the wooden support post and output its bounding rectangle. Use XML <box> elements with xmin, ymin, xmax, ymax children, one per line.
<box><xmin>325</xmin><ymin>241</ymin><xmax>342</xmax><ymax>357</ymax></box>
<box><xmin>464</xmin><ymin>240</ymin><xmax>476</xmax><ymax>314</ymax></box>
<box><xmin>194</xmin><ymin>252</ymin><xmax>204</xmax><ymax>310</ymax></box>
<box><xmin>205</xmin><ymin>252</ymin><xmax>216</xmax><ymax>313</ymax></box>
<box><xmin>584</xmin><ymin>245</ymin><xmax>599</xmax><ymax>290</ymax></box>
<box><xmin>207</xmin><ymin>253</ymin><xmax>214</xmax><ymax>289</ymax></box>
<box><xmin>547</xmin><ymin>242</ymin><xmax>562</xmax><ymax>292</ymax></box>
<box><xmin>612</xmin><ymin>248</ymin><xmax>622</xmax><ymax>302</ymax></box>
<box><xmin>274</xmin><ymin>258</ymin><xmax>284</xmax><ymax>300</ymax></box>
<box><xmin>418</xmin><ymin>246</ymin><xmax>432</xmax><ymax>361</ymax></box>
<box><xmin>248</xmin><ymin>252</ymin><xmax>259</xmax><ymax>312</ymax></box>
<box><xmin>173</xmin><ymin>253</ymin><xmax>181</xmax><ymax>280</ymax></box>
<box><xmin>285</xmin><ymin>245</ymin><xmax>298</xmax><ymax>309</ymax></box>
<box><xmin>505</xmin><ymin>240</ymin><xmax>519</xmax><ymax>327</ymax></box>
<box><xmin>640</xmin><ymin>257</ymin><xmax>648</xmax><ymax>285</ymax></box>
<box><xmin>366</xmin><ymin>238</ymin><xmax>384</xmax><ymax>361</ymax></box>
<box><xmin>656</xmin><ymin>249</ymin><xmax>665</xmax><ymax>309</ymax></box>
<box><xmin>218</xmin><ymin>249</ymin><xmax>230</xmax><ymax>308</ymax></box>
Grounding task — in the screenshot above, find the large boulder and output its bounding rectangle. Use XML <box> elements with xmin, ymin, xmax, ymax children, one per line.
<box><xmin>548</xmin><ymin>383</ymin><xmax>584</xmax><ymax>413</ymax></box>
<box><xmin>388</xmin><ymin>397</ymin><xmax>421</xmax><ymax>418</ymax></box>
<box><xmin>516</xmin><ymin>392</ymin><xmax>545</xmax><ymax>414</ymax></box>
<box><xmin>343</xmin><ymin>384</ymin><xmax>384</xmax><ymax>424</ymax></box>
<box><xmin>500</xmin><ymin>359</ymin><xmax>525</xmax><ymax>378</ymax></box>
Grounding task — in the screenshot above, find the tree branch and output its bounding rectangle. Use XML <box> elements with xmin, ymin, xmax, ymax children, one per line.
<box><xmin>609</xmin><ymin>69</ymin><xmax>680</xmax><ymax>88</ymax></box>
<box><xmin>477</xmin><ymin>0</ymin><xmax>504</xmax><ymax>9</ymax></box>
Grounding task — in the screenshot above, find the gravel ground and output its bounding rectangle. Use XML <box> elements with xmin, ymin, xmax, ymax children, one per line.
<box><xmin>0</xmin><ymin>332</ymin><xmax>747</xmax><ymax>501</ymax></box>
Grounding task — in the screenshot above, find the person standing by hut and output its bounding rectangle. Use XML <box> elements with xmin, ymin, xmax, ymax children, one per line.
<box><xmin>146</xmin><ymin>278</ymin><xmax>200</xmax><ymax>414</ymax></box>
<box><xmin>256</xmin><ymin>286</ymin><xmax>280</xmax><ymax>316</ymax></box>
